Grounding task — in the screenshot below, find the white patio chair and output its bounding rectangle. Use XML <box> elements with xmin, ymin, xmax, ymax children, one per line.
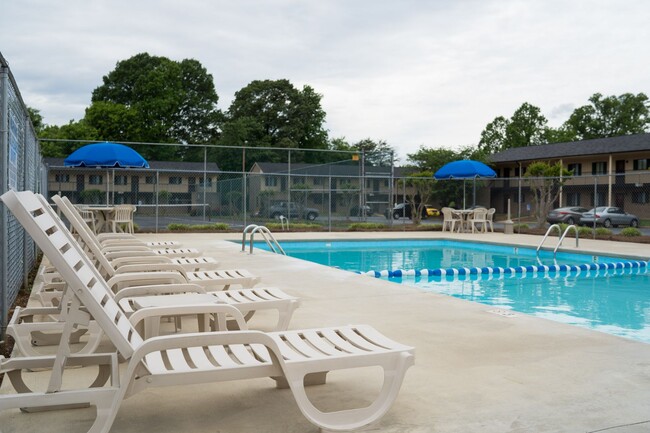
<box><xmin>441</xmin><ymin>207</ymin><xmax>460</xmax><ymax>232</ymax></box>
<box><xmin>486</xmin><ymin>208</ymin><xmax>496</xmax><ymax>232</ymax></box>
<box><xmin>469</xmin><ymin>208</ymin><xmax>488</xmax><ymax>233</ymax></box>
<box><xmin>107</xmin><ymin>204</ymin><xmax>135</xmax><ymax>233</ymax></box>
<box><xmin>0</xmin><ymin>189</ymin><xmax>414</xmax><ymax>433</ymax></box>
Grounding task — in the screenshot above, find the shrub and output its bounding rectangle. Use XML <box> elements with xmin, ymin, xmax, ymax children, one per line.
<box><xmin>513</xmin><ymin>224</ymin><xmax>529</xmax><ymax>230</ymax></box>
<box><xmin>167</xmin><ymin>223</ymin><xmax>229</xmax><ymax>231</ymax></box>
<box><xmin>594</xmin><ymin>228</ymin><xmax>612</xmax><ymax>236</ymax></box>
<box><xmin>578</xmin><ymin>226</ymin><xmax>594</xmax><ymax>237</ymax></box>
<box><xmin>620</xmin><ymin>227</ymin><xmax>642</xmax><ymax>237</ymax></box>
<box><xmin>348</xmin><ymin>222</ymin><xmax>388</xmax><ymax>231</ymax></box>
<box><xmin>265</xmin><ymin>222</ymin><xmax>321</xmax><ymax>231</ymax></box>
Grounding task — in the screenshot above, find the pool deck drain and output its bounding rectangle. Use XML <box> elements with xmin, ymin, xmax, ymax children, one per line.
<box><xmin>487</xmin><ymin>308</ymin><xmax>518</xmax><ymax>317</ymax></box>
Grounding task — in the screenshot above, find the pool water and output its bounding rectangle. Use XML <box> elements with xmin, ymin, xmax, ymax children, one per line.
<box><xmin>273</xmin><ymin>239</ymin><xmax>621</xmax><ymax>273</ymax></box>
<box><xmin>261</xmin><ymin>239</ymin><xmax>650</xmax><ymax>343</ymax></box>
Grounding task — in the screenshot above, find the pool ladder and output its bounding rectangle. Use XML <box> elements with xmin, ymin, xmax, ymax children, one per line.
<box><xmin>537</xmin><ymin>224</ymin><xmax>579</xmax><ymax>262</ymax></box>
<box><xmin>242</xmin><ymin>224</ymin><xmax>286</xmax><ymax>255</ymax></box>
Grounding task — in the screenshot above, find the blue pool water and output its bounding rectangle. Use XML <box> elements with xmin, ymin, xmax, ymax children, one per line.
<box><xmin>260</xmin><ymin>240</ymin><xmax>650</xmax><ymax>343</ymax></box>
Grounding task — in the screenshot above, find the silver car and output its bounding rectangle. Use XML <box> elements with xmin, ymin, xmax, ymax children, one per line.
<box><xmin>580</xmin><ymin>207</ymin><xmax>639</xmax><ymax>228</ymax></box>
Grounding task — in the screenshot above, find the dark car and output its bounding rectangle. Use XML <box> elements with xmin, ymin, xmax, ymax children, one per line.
<box><xmin>546</xmin><ymin>206</ymin><xmax>590</xmax><ymax>225</ymax></box>
<box><xmin>350</xmin><ymin>205</ymin><xmax>372</xmax><ymax>217</ymax></box>
<box><xmin>384</xmin><ymin>203</ymin><xmax>435</xmax><ymax>220</ymax></box>
<box><xmin>580</xmin><ymin>207</ymin><xmax>639</xmax><ymax>228</ymax></box>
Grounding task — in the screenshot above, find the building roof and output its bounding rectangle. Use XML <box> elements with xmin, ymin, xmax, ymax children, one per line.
<box><xmin>44</xmin><ymin>158</ymin><xmax>220</xmax><ymax>172</ymax></box>
<box><xmin>489</xmin><ymin>133</ymin><xmax>650</xmax><ymax>163</ymax></box>
<box><xmin>252</xmin><ymin>162</ymin><xmax>411</xmax><ymax>177</ymax></box>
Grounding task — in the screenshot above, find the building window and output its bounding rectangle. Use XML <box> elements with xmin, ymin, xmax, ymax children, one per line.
<box><xmin>632</xmin><ymin>191</ymin><xmax>649</xmax><ymax>204</ymax></box>
<box><xmin>567</xmin><ymin>163</ymin><xmax>582</xmax><ymax>176</ymax></box>
<box><xmin>313</xmin><ymin>177</ymin><xmax>323</xmax><ymax>186</ymax></box>
<box><xmin>592</xmin><ymin>162</ymin><xmax>607</xmax><ymax>175</ymax></box>
<box><xmin>591</xmin><ymin>191</ymin><xmax>606</xmax><ymax>206</ymax></box>
<box><xmin>292</xmin><ymin>176</ymin><xmax>305</xmax><ymax>185</ymax></box>
<box><xmin>265</xmin><ymin>177</ymin><xmax>278</xmax><ymax>187</ymax></box>
<box><xmin>199</xmin><ymin>177</ymin><xmax>212</xmax><ymax>187</ymax></box>
<box><xmin>55</xmin><ymin>174</ymin><xmax>70</xmax><ymax>182</ymax></box>
<box><xmin>633</xmin><ymin>159</ymin><xmax>649</xmax><ymax>171</ymax></box>
<box><xmin>114</xmin><ymin>175</ymin><xmax>128</xmax><ymax>185</ymax></box>
<box><xmin>169</xmin><ymin>176</ymin><xmax>182</xmax><ymax>185</ymax></box>
<box><xmin>145</xmin><ymin>176</ymin><xmax>155</xmax><ymax>184</ymax></box>
<box><xmin>89</xmin><ymin>175</ymin><xmax>103</xmax><ymax>185</ymax></box>
<box><xmin>567</xmin><ymin>192</ymin><xmax>580</xmax><ymax>206</ymax></box>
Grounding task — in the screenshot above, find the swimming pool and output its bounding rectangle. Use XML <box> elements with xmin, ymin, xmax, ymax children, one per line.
<box><xmin>261</xmin><ymin>239</ymin><xmax>650</xmax><ymax>343</ymax></box>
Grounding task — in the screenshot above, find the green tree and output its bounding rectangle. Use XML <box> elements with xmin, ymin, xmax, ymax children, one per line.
<box><xmin>478</xmin><ymin>116</ymin><xmax>509</xmax><ymax>155</ymax></box>
<box><xmin>478</xmin><ymin>103</ymin><xmax>548</xmax><ymax>153</ymax></box>
<box><xmin>399</xmin><ymin>171</ymin><xmax>435</xmax><ymax>224</ymax></box>
<box><xmin>524</xmin><ymin>161</ymin><xmax>572</xmax><ymax>227</ymax></box>
<box><xmin>27</xmin><ymin>107</ymin><xmax>44</xmax><ymax>134</ymax></box>
<box><xmin>90</xmin><ymin>53</ymin><xmax>222</xmax><ymax>160</ymax></box>
<box><xmin>39</xmin><ymin>120</ymin><xmax>100</xmax><ymax>157</ymax></box>
<box><xmin>353</xmin><ymin>138</ymin><xmax>395</xmax><ymax>167</ymax></box>
<box><xmin>564</xmin><ymin>92</ymin><xmax>649</xmax><ymax>140</ymax></box>
<box><xmin>218</xmin><ymin>79</ymin><xmax>328</xmax><ymax>170</ymax></box>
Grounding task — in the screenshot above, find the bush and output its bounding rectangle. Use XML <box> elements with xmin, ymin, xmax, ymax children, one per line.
<box><xmin>265</xmin><ymin>222</ymin><xmax>321</xmax><ymax>231</ymax></box>
<box><xmin>578</xmin><ymin>226</ymin><xmax>594</xmax><ymax>237</ymax></box>
<box><xmin>167</xmin><ymin>223</ymin><xmax>229</xmax><ymax>231</ymax></box>
<box><xmin>514</xmin><ymin>224</ymin><xmax>529</xmax><ymax>230</ymax></box>
<box><xmin>620</xmin><ymin>227</ymin><xmax>642</xmax><ymax>237</ymax></box>
<box><xmin>595</xmin><ymin>228</ymin><xmax>612</xmax><ymax>236</ymax></box>
<box><xmin>348</xmin><ymin>222</ymin><xmax>388</xmax><ymax>231</ymax></box>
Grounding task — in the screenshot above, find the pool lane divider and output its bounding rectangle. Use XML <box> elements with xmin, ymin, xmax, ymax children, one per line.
<box><xmin>361</xmin><ymin>260</ymin><xmax>649</xmax><ymax>279</ymax></box>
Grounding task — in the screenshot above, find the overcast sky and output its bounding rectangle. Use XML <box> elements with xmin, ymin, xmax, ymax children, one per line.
<box><xmin>2</xmin><ymin>0</ymin><xmax>649</xmax><ymax>161</ymax></box>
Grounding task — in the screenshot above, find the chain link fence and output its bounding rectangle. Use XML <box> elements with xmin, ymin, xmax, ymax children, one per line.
<box><xmin>0</xmin><ymin>53</ymin><xmax>44</xmax><ymax>340</ymax></box>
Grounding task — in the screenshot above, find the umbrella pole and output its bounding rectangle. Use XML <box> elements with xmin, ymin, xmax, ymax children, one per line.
<box><xmin>473</xmin><ymin>178</ymin><xmax>476</xmax><ymax>206</ymax></box>
<box><xmin>106</xmin><ymin>169</ymin><xmax>109</xmax><ymax>205</ymax></box>
<box><xmin>463</xmin><ymin>180</ymin><xmax>466</xmax><ymax>209</ymax></box>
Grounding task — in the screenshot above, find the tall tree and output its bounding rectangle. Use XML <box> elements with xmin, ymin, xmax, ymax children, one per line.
<box><xmin>353</xmin><ymin>138</ymin><xmax>395</xmax><ymax>167</ymax></box>
<box><xmin>39</xmin><ymin>120</ymin><xmax>99</xmax><ymax>157</ymax></box>
<box><xmin>505</xmin><ymin>103</ymin><xmax>548</xmax><ymax>148</ymax></box>
<box><xmin>564</xmin><ymin>92</ymin><xmax>649</xmax><ymax>140</ymax></box>
<box><xmin>218</xmin><ymin>79</ymin><xmax>329</xmax><ymax>170</ymax></box>
<box><xmin>90</xmin><ymin>53</ymin><xmax>222</xmax><ymax>161</ymax></box>
<box><xmin>525</xmin><ymin>161</ymin><xmax>572</xmax><ymax>227</ymax></box>
<box><xmin>478</xmin><ymin>103</ymin><xmax>548</xmax><ymax>153</ymax></box>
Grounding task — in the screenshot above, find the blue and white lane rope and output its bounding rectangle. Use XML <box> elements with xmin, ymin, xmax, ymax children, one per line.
<box><xmin>360</xmin><ymin>260</ymin><xmax>649</xmax><ymax>279</ymax></box>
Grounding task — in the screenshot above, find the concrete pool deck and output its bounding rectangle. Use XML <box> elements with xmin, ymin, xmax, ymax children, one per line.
<box><xmin>2</xmin><ymin>231</ymin><xmax>650</xmax><ymax>432</ymax></box>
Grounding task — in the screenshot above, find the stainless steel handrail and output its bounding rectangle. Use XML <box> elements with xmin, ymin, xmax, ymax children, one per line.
<box><xmin>242</xmin><ymin>224</ymin><xmax>286</xmax><ymax>255</ymax></box>
<box><xmin>554</xmin><ymin>225</ymin><xmax>579</xmax><ymax>257</ymax></box>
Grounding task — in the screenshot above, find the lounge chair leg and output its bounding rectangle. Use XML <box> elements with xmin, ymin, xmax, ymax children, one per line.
<box><xmin>273</xmin><ymin>371</ymin><xmax>328</xmax><ymax>389</ymax></box>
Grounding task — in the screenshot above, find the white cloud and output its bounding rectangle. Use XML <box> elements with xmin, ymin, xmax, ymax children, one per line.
<box><xmin>2</xmin><ymin>0</ymin><xmax>649</xmax><ymax>160</ymax></box>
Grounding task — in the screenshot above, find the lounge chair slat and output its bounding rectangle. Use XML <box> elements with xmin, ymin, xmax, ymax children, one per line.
<box><xmin>207</xmin><ymin>345</ymin><xmax>240</xmax><ymax>367</ymax></box>
<box><xmin>320</xmin><ymin>329</ymin><xmax>366</xmax><ymax>354</ymax></box>
<box><xmin>338</xmin><ymin>327</ymin><xmax>383</xmax><ymax>352</ymax></box>
<box><xmin>250</xmin><ymin>343</ymin><xmax>272</xmax><ymax>363</ymax></box>
<box><xmin>144</xmin><ymin>351</ymin><xmax>168</xmax><ymax>373</ymax></box>
<box><xmin>166</xmin><ymin>348</ymin><xmax>193</xmax><ymax>372</ymax></box>
<box><xmin>229</xmin><ymin>344</ymin><xmax>261</xmax><ymax>365</ymax></box>
<box><xmin>284</xmin><ymin>333</ymin><xmax>327</xmax><ymax>359</ymax></box>
<box><xmin>187</xmin><ymin>346</ymin><xmax>217</xmax><ymax>370</ymax></box>
<box><xmin>300</xmin><ymin>330</ymin><xmax>340</xmax><ymax>356</ymax></box>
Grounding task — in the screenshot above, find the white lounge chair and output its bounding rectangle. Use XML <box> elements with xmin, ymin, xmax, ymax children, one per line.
<box><xmin>6</xmin><ymin>194</ymin><xmax>296</xmax><ymax>357</ymax></box>
<box><xmin>0</xmin><ymin>189</ymin><xmax>414</xmax><ymax>433</ymax></box>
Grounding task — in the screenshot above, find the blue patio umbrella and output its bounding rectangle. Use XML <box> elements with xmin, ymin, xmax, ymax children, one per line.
<box><xmin>65</xmin><ymin>142</ymin><xmax>149</xmax><ymax>204</ymax></box>
<box><xmin>434</xmin><ymin>160</ymin><xmax>496</xmax><ymax>208</ymax></box>
<box><xmin>64</xmin><ymin>142</ymin><xmax>149</xmax><ymax>168</ymax></box>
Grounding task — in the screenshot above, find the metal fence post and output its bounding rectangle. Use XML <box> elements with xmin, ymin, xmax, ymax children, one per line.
<box><xmin>0</xmin><ymin>61</ymin><xmax>8</xmax><ymax>340</ymax></box>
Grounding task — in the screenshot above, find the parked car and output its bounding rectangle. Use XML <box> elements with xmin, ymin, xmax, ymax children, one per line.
<box><xmin>579</xmin><ymin>206</ymin><xmax>639</xmax><ymax>228</ymax></box>
<box><xmin>349</xmin><ymin>205</ymin><xmax>372</xmax><ymax>216</ymax></box>
<box><xmin>268</xmin><ymin>202</ymin><xmax>319</xmax><ymax>221</ymax></box>
<box><xmin>546</xmin><ymin>206</ymin><xmax>590</xmax><ymax>225</ymax></box>
<box><xmin>384</xmin><ymin>203</ymin><xmax>438</xmax><ymax>220</ymax></box>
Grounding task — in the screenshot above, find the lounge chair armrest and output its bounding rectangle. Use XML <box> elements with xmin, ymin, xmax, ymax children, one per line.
<box><xmin>106</xmin><ymin>272</ymin><xmax>187</xmax><ymax>292</ymax></box>
<box><xmin>114</xmin><ymin>283</ymin><xmax>206</xmax><ymax>302</ymax></box>
<box><xmin>114</xmin><ymin>263</ymin><xmax>186</xmax><ymax>275</ymax></box>
<box><xmin>110</xmin><ymin>256</ymin><xmax>172</xmax><ymax>268</ymax></box>
<box><xmin>128</xmin><ymin>304</ymin><xmax>249</xmax><ymax>331</ymax></box>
